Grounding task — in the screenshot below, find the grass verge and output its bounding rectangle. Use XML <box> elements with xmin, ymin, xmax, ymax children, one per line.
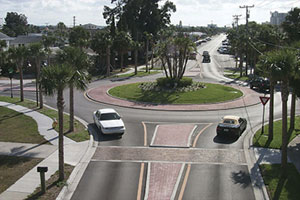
<box><xmin>224</xmin><ymin>73</ymin><xmax>249</xmax><ymax>81</ymax></box>
<box><xmin>0</xmin><ymin>155</ymin><xmax>42</xmax><ymax>193</ymax></box>
<box><xmin>260</xmin><ymin>164</ymin><xmax>300</xmax><ymax>200</ymax></box>
<box><xmin>26</xmin><ymin>164</ymin><xmax>74</xmax><ymax>200</ymax></box>
<box><xmin>0</xmin><ymin>106</ymin><xmax>48</xmax><ymax>143</ymax></box>
<box><xmin>108</xmin><ymin>82</ymin><xmax>243</xmax><ymax>104</ymax></box>
<box><xmin>253</xmin><ymin>116</ymin><xmax>300</xmax><ymax>149</ymax></box>
<box><xmin>0</xmin><ymin>96</ymin><xmax>89</xmax><ymax>142</ymax></box>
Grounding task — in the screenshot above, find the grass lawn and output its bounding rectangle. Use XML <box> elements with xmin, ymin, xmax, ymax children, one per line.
<box><xmin>224</xmin><ymin>73</ymin><xmax>249</xmax><ymax>81</ymax></box>
<box><xmin>26</xmin><ymin>164</ymin><xmax>74</xmax><ymax>200</ymax></box>
<box><xmin>0</xmin><ymin>106</ymin><xmax>48</xmax><ymax>144</ymax></box>
<box><xmin>108</xmin><ymin>82</ymin><xmax>243</xmax><ymax>104</ymax></box>
<box><xmin>0</xmin><ymin>155</ymin><xmax>42</xmax><ymax>193</ymax></box>
<box><xmin>253</xmin><ymin>116</ymin><xmax>300</xmax><ymax>149</ymax></box>
<box><xmin>112</xmin><ymin>71</ymin><xmax>160</xmax><ymax>78</ymax></box>
<box><xmin>0</xmin><ymin>96</ymin><xmax>89</xmax><ymax>142</ymax></box>
<box><xmin>260</xmin><ymin>164</ymin><xmax>300</xmax><ymax>200</ymax></box>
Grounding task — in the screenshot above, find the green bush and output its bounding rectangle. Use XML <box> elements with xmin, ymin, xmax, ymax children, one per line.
<box><xmin>156</xmin><ymin>77</ymin><xmax>193</xmax><ymax>88</ymax></box>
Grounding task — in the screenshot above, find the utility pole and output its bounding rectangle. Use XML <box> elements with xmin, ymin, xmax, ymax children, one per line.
<box><xmin>240</xmin><ymin>5</ymin><xmax>254</xmax><ymax>76</ymax></box>
<box><xmin>73</xmin><ymin>16</ymin><xmax>76</xmax><ymax>27</ymax></box>
<box><xmin>233</xmin><ymin>15</ymin><xmax>241</xmax><ymax>68</ymax></box>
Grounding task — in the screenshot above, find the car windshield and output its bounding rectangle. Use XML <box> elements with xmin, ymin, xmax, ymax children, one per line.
<box><xmin>223</xmin><ymin>119</ymin><xmax>235</xmax><ymax>124</ymax></box>
<box><xmin>100</xmin><ymin>113</ymin><xmax>120</xmax><ymax>120</ymax></box>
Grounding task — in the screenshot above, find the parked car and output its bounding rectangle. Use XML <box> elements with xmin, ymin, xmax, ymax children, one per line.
<box><xmin>189</xmin><ymin>50</ymin><xmax>197</xmax><ymax>60</ymax></box>
<box><xmin>93</xmin><ymin>108</ymin><xmax>125</xmax><ymax>135</ymax></box>
<box><xmin>249</xmin><ymin>77</ymin><xmax>270</xmax><ymax>92</ymax></box>
<box><xmin>216</xmin><ymin>115</ymin><xmax>247</xmax><ymax>137</ymax></box>
<box><xmin>202</xmin><ymin>51</ymin><xmax>211</xmax><ymax>63</ymax></box>
<box><xmin>217</xmin><ymin>46</ymin><xmax>230</xmax><ymax>54</ymax></box>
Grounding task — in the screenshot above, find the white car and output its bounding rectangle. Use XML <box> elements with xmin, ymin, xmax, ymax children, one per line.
<box><xmin>93</xmin><ymin>108</ymin><xmax>125</xmax><ymax>135</ymax></box>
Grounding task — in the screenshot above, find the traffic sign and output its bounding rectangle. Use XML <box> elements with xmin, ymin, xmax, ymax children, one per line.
<box><xmin>260</xmin><ymin>96</ymin><xmax>270</xmax><ymax>105</ymax></box>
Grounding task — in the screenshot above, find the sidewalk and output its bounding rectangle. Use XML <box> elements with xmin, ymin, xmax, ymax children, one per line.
<box><xmin>0</xmin><ymin>101</ymin><xmax>94</xmax><ymax>200</ymax></box>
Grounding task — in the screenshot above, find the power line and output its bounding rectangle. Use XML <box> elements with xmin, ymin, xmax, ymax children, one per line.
<box><xmin>251</xmin><ymin>37</ymin><xmax>300</xmax><ymax>51</ymax></box>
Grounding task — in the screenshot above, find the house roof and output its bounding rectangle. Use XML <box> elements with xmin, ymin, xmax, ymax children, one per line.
<box><xmin>10</xmin><ymin>35</ymin><xmax>43</xmax><ymax>45</ymax></box>
<box><xmin>0</xmin><ymin>32</ymin><xmax>11</xmax><ymax>40</ymax></box>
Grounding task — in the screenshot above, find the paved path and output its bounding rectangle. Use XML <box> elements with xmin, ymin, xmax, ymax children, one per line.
<box><xmin>0</xmin><ymin>101</ymin><xmax>93</xmax><ymax>200</ymax></box>
<box><xmin>0</xmin><ymin>101</ymin><xmax>75</xmax><ymax>145</ymax></box>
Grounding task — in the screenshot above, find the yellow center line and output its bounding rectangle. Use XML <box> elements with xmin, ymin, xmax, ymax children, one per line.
<box><xmin>179</xmin><ymin>123</ymin><xmax>213</xmax><ymax>199</ymax></box>
<box><xmin>137</xmin><ymin>122</ymin><xmax>147</xmax><ymax>200</ymax></box>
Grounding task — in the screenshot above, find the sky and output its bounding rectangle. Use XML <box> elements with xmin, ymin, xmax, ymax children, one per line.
<box><xmin>0</xmin><ymin>0</ymin><xmax>298</xmax><ymax>28</ymax></box>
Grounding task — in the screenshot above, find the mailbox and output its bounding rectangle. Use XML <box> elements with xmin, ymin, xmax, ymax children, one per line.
<box><xmin>37</xmin><ymin>166</ymin><xmax>48</xmax><ymax>173</ymax></box>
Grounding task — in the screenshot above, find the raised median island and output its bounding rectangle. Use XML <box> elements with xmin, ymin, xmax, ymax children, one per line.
<box><xmin>108</xmin><ymin>81</ymin><xmax>243</xmax><ymax>105</ymax></box>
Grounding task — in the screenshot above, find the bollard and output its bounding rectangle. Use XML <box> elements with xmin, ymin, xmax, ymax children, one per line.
<box><xmin>37</xmin><ymin>166</ymin><xmax>48</xmax><ymax>194</ymax></box>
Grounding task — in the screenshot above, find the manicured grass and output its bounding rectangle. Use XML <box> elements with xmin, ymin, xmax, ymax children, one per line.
<box><xmin>0</xmin><ymin>106</ymin><xmax>48</xmax><ymax>143</ymax></box>
<box><xmin>0</xmin><ymin>96</ymin><xmax>89</xmax><ymax>142</ymax></box>
<box><xmin>108</xmin><ymin>82</ymin><xmax>243</xmax><ymax>104</ymax></box>
<box><xmin>112</xmin><ymin>71</ymin><xmax>160</xmax><ymax>78</ymax></box>
<box><xmin>224</xmin><ymin>73</ymin><xmax>249</xmax><ymax>81</ymax></box>
<box><xmin>26</xmin><ymin>164</ymin><xmax>74</xmax><ymax>200</ymax></box>
<box><xmin>260</xmin><ymin>164</ymin><xmax>300</xmax><ymax>200</ymax></box>
<box><xmin>0</xmin><ymin>155</ymin><xmax>42</xmax><ymax>193</ymax></box>
<box><xmin>253</xmin><ymin>116</ymin><xmax>300</xmax><ymax>149</ymax></box>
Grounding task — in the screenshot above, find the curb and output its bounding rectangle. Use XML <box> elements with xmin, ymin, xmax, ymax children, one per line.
<box><xmin>41</xmin><ymin>104</ymin><xmax>98</xmax><ymax>200</ymax></box>
<box><xmin>243</xmin><ymin>124</ymin><xmax>270</xmax><ymax>200</ymax></box>
<box><xmin>85</xmin><ymin>85</ymin><xmax>261</xmax><ymax>112</ymax></box>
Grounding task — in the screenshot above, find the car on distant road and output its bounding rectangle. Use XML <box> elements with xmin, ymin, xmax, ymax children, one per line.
<box><xmin>249</xmin><ymin>77</ymin><xmax>270</xmax><ymax>92</ymax></box>
<box><xmin>216</xmin><ymin>115</ymin><xmax>247</xmax><ymax>138</ymax></box>
<box><xmin>202</xmin><ymin>51</ymin><xmax>211</xmax><ymax>63</ymax></box>
<box><xmin>93</xmin><ymin>108</ymin><xmax>125</xmax><ymax>135</ymax></box>
<box><xmin>189</xmin><ymin>50</ymin><xmax>197</xmax><ymax>60</ymax></box>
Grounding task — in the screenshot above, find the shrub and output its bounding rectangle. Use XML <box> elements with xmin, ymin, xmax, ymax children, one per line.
<box><xmin>156</xmin><ymin>77</ymin><xmax>193</xmax><ymax>88</ymax></box>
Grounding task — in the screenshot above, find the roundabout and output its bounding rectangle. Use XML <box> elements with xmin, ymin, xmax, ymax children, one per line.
<box><xmin>86</xmin><ymin>81</ymin><xmax>261</xmax><ymax>111</ymax></box>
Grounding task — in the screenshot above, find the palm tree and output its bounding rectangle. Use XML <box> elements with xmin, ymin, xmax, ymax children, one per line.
<box><xmin>69</xmin><ymin>26</ymin><xmax>90</xmax><ymax>50</ymax></box>
<box><xmin>42</xmin><ymin>34</ymin><xmax>56</xmax><ymax>65</ymax></box>
<box><xmin>272</xmin><ymin>50</ymin><xmax>298</xmax><ymax>176</ymax></box>
<box><xmin>40</xmin><ymin>64</ymin><xmax>73</xmax><ymax>181</ymax></box>
<box><xmin>91</xmin><ymin>31</ymin><xmax>112</xmax><ymax>76</ymax></box>
<box><xmin>8</xmin><ymin>46</ymin><xmax>28</xmax><ymax>101</ymax></box>
<box><xmin>144</xmin><ymin>32</ymin><xmax>153</xmax><ymax>73</ymax></box>
<box><xmin>113</xmin><ymin>31</ymin><xmax>133</xmax><ymax>72</ymax></box>
<box><xmin>29</xmin><ymin>43</ymin><xmax>45</xmax><ymax>108</ymax></box>
<box><xmin>56</xmin><ymin>47</ymin><xmax>90</xmax><ymax>132</ymax></box>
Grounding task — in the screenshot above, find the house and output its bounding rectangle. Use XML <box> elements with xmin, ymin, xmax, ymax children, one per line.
<box><xmin>0</xmin><ymin>32</ymin><xmax>14</xmax><ymax>50</ymax></box>
<box><xmin>10</xmin><ymin>33</ymin><xmax>43</xmax><ymax>47</ymax></box>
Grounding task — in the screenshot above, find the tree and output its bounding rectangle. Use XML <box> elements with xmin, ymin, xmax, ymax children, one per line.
<box><xmin>69</xmin><ymin>26</ymin><xmax>90</xmax><ymax>49</ymax></box>
<box><xmin>3</xmin><ymin>12</ymin><xmax>28</xmax><ymax>37</ymax></box>
<box><xmin>55</xmin><ymin>22</ymin><xmax>68</xmax><ymax>47</ymax></box>
<box><xmin>8</xmin><ymin>46</ymin><xmax>28</xmax><ymax>101</ymax></box>
<box><xmin>28</xmin><ymin>43</ymin><xmax>45</xmax><ymax>108</ymax></box>
<box><xmin>266</xmin><ymin>50</ymin><xmax>298</xmax><ymax>176</ymax></box>
<box><xmin>282</xmin><ymin>7</ymin><xmax>300</xmax><ymax>43</ymax></box>
<box><xmin>144</xmin><ymin>32</ymin><xmax>153</xmax><ymax>73</ymax></box>
<box><xmin>90</xmin><ymin>31</ymin><xmax>112</xmax><ymax>76</ymax></box>
<box><xmin>113</xmin><ymin>31</ymin><xmax>133</xmax><ymax>72</ymax></box>
<box><xmin>42</xmin><ymin>34</ymin><xmax>56</xmax><ymax>65</ymax></box>
<box><xmin>56</xmin><ymin>47</ymin><xmax>90</xmax><ymax>132</ymax></box>
<box><xmin>40</xmin><ymin>64</ymin><xmax>73</xmax><ymax>181</ymax></box>
<box><xmin>157</xmin><ymin>29</ymin><xmax>195</xmax><ymax>80</ymax></box>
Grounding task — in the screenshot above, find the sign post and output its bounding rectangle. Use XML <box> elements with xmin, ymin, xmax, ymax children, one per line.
<box><xmin>260</xmin><ymin>96</ymin><xmax>270</xmax><ymax>134</ymax></box>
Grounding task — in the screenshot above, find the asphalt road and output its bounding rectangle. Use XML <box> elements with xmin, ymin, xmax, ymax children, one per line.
<box><xmin>1</xmin><ymin>34</ymin><xmax>299</xmax><ymax>200</ymax></box>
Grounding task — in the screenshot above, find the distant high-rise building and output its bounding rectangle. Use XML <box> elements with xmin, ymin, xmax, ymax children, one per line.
<box><xmin>270</xmin><ymin>11</ymin><xmax>287</xmax><ymax>25</ymax></box>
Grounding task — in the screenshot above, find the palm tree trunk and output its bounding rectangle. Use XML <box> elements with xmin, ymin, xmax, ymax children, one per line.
<box><xmin>268</xmin><ymin>80</ymin><xmax>274</xmax><ymax>141</ymax></box>
<box><xmin>106</xmin><ymin>47</ymin><xmax>111</xmax><ymax>77</ymax></box>
<box><xmin>281</xmin><ymin>80</ymin><xmax>289</xmax><ymax>177</ymax></box>
<box><xmin>19</xmin><ymin>61</ymin><xmax>24</xmax><ymax>102</ymax></box>
<box><xmin>69</xmin><ymin>83</ymin><xmax>74</xmax><ymax>132</ymax></box>
<box><xmin>134</xmin><ymin>49</ymin><xmax>138</xmax><ymax>75</ymax></box>
<box><xmin>290</xmin><ymin>92</ymin><xmax>296</xmax><ymax>131</ymax></box>
<box><xmin>36</xmin><ymin>59</ymin><xmax>43</xmax><ymax>108</ymax></box>
<box><xmin>145</xmin><ymin>39</ymin><xmax>149</xmax><ymax>72</ymax></box>
<box><xmin>57</xmin><ymin>89</ymin><xmax>65</xmax><ymax>181</ymax></box>
<box><xmin>120</xmin><ymin>52</ymin><xmax>124</xmax><ymax>72</ymax></box>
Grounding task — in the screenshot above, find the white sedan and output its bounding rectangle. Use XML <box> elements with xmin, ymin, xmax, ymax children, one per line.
<box><xmin>93</xmin><ymin>108</ymin><xmax>125</xmax><ymax>135</ymax></box>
